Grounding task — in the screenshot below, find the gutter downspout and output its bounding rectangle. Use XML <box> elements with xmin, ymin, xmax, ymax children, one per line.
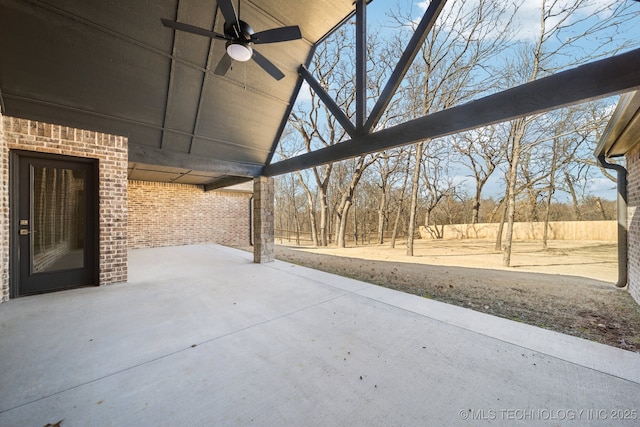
<box><xmin>249</xmin><ymin>196</ymin><xmax>254</xmax><ymax>246</ymax></box>
<box><xmin>597</xmin><ymin>155</ymin><xmax>628</xmax><ymax>288</ymax></box>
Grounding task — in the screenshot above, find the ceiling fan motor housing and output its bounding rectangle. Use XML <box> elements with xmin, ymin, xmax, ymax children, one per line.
<box><xmin>224</xmin><ymin>19</ymin><xmax>254</xmax><ymax>41</ymax></box>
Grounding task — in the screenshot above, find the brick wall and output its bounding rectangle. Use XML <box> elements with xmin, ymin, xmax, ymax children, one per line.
<box><xmin>128</xmin><ymin>180</ymin><xmax>251</xmax><ymax>249</ymax></box>
<box><xmin>0</xmin><ymin>116</ymin><xmax>128</xmax><ymax>301</ymax></box>
<box><xmin>627</xmin><ymin>145</ymin><xmax>640</xmax><ymax>305</ymax></box>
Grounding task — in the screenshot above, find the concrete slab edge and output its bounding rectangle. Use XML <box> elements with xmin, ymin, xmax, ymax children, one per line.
<box><xmin>209</xmin><ymin>244</ymin><xmax>640</xmax><ymax>385</ymax></box>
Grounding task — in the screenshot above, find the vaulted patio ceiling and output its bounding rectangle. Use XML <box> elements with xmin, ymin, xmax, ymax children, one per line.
<box><xmin>1</xmin><ymin>0</ymin><xmax>640</xmax><ymax>190</ymax></box>
<box><xmin>0</xmin><ymin>0</ymin><xmax>358</xmax><ymax>188</ymax></box>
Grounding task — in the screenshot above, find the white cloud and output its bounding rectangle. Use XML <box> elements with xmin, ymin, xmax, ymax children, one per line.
<box><xmin>412</xmin><ymin>0</ymin><xmax>626</xmax><ymax>42</ymax></box>
<box><xmin>588</xmin><ymin>177</ymin><xmax>617</xmax><ymax>199</ymax></box>
<box><xmin>296</xmin><ymin>81</ymin><xmax>312</xmax><ymax>103</ymax></box>
<box><xmin>509</xmin><ymin>0</ymin><xmax>622</xmax><ymax>41</ymax></box>
<box><xmin>450</xmin><ymin>174</ymin><xmax>473</xmax><ymax>188</ymax></box>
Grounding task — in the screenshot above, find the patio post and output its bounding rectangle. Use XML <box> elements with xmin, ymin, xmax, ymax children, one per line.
<box><xmin>253</xmin><ymin>176</ymin><xmax>275</xmax><ymax>263</ymax></box>
<box><xmin>0</xmin><ymin>112</ymin><xmax>7</xmax><ymax>302</ymax></box>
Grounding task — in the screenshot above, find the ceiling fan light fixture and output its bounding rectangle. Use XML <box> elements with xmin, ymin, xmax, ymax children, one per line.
<box><xmin>227</xmin><ymin>41</ymin><xmax>253</xmax><ymax>62</ymax></box>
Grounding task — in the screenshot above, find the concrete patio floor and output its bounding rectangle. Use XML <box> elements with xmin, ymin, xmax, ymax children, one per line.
<box><xmin>1</xmin><ymin>244</ymin><xmax>639</xmax><ymax>426</ymax></box>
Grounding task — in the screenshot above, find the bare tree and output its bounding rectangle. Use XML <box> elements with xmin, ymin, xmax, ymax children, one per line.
<box><xmin>333</xmin><ymin>155</ymin><xmax>379</xmax><ymax>247</ymax></box>
<box><xmin>502</xmin><ymin>117</ymin><xmax>528</xmax><ymax>266</ymax></box>
<box><xmin>452</xmin><ymin>126</ymin><xmax>505</xmax><ymax>224</ymax></box>
<box><xmin>285</xmin><ymin>27</ymin><xmax>356</xmax><ymax>246</ymax></box>
<box><xmin>389</xmin><ymin>0</ymin><xmax>518</xmax><ymax>255</ymax></box>
<box><xmin>372</xmin><ymin>148</ymin><xmax>406</xmax><ymax>244</ymax></box>
<box><xmin>274</xmin><ymin>173</ymin><xmax>304</xmax><ymax>245</ymax></box>
<box><xmin>275</xmin><ymin>0</ymin><xmax>638</xmax><ymax>253</ymax></box>
<box><xmin>294</xmin><ymin>170</ymin><xmax>319</xmax><ymax>246</ymax></box>
<box><xmin>500</xmin><ymin>0</ymin><xmax>638</xmax><ymax>266</ymax></box>
<box><xmin>420</xmin><ymin>141</ymin><xmax>455</xmax><ymax>239</ymax></box>
<box><xmin>540</xmin><ymin>105</ymin><xmax>603</xmax><ymax>247</ymax></box>
<box><xmin>406</xmin><ymin>141</ymin><xmax>425</xmax><ymax>256</ymax></box>
<box><xmin>390</xmin><ymin>153</ymin><xmax>412</xmax><ymax>249</ymax></box>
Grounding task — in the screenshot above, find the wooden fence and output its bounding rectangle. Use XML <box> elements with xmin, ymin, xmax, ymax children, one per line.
<box><xmin>419</xmin><ymin>220</ymin><xmax>617</xmax><ymax>241</ymax></box>
<box><xmin>274</xmin><ymin>229</ymin><xmax>406</xmax><ymax>246</ymax></box>
<box><xmin>276</xmin><ymin>221</ymin><xmax>616</xmax><ymax>245</ymax></box>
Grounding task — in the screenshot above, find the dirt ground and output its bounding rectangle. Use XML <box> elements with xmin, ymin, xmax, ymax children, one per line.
<box><xmin>272</xmin><ymin>239</ymin><xmax>640</xmax><ymax>353</ymax></box>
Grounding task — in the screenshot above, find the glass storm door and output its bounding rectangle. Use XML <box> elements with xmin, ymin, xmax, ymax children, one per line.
<box><xmin>13</xmin><ymin>153</ymin><xmax>97</xmax><ymax>296</ymax></box>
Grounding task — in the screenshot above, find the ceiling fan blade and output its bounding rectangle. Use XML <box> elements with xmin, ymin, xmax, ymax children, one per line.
<box><xmin>217</xmin><ymin>0</ymin><xmax>239</xmax><ymax>26</ymax></box>
<box><xmin>251</xmin><ymin>26</ymin><xmax>302</xmax><ymax>44</ymax></box>
<box><xmin>214</xmin><ymin>54</ymin><xmax>234</xmax><ymax>76</ymax></box>
<box><xmin>252</xmin><ymin>49</ymin><xmax>285</xmax><ymax>81</ymax></box>
<box><xmin>161</xmin><ymin>19</ymin><xmax>227</xmax><ymax>40</ymax></box>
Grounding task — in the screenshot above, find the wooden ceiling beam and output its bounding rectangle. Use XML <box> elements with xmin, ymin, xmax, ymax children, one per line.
<box><xmin>129</xmin><ymin>144</ymin><xmax>262</xmax><ymax>177</ymax></box>
<box><xmin>264</xmin><ymin>48</ymin><xmax>640</xmax><ymax>177</ymax></box>
<box><xmin>364</xmin><ymin>0</ymin><xmax>447</xmax><ymax>133</ymax></box>
<box><xmin>204</xmin><ymin>176</ymin><xmax>253</xmax><ymax>191</ymax></box>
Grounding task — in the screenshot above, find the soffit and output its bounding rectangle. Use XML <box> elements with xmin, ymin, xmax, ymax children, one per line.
<box><xmin>596</xmin><ymin>91</ymin><xmax>640</xmax><ymax>158</ymax></box>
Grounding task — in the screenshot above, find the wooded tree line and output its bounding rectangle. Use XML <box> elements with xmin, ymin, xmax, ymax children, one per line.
<box><xmin>274</xmin><ymin>0</ymin><xmax>639</xmax><ymax>266</ymax></box>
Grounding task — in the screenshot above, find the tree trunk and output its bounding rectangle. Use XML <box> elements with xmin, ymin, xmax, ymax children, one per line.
<box><xmin>353</xmin><ymin>201</ymin><xmax>358</xmax><ymax>245</ymax></box>
<box><xmin>502</xmin><ymin>184</ymin><xmax>517</xmax><ymax>267</ymax></box>
<box><xmin>296</xmin><ymin>172</ymin><xmax>319</xmax><ymax>246</ymax></box>
<box><xmin>390</xmin><ymin>204</ymin><xmax>403</xmax><ymax>249</ymax></box>
<box><xmin>391</xmin><ymin>155</ymin><xmax>411</xmax><ymax>249</ymax></box>
<box><xmin>564</xmin><ymin>171</ymin><xmax>582</xmax><ymax>221</ymax></box>
<box><xmin>377</xmin><ymin>187</ymin><xmax>387</xmax><ymax>244</ymax></box>
<box><xmin>335</xmin><ymin>157</ymin><xmax>373</xmax><ymax>248</ymax></box>
<box><xmin>294</xmin><ymin>212</ymin><xmax>301</xmax><ymax>246</ymax></box>
<box><xmin>424</xmin><ymin>207</ymin><xmax>436</xmax><ymax>239</ymax></box>
<box><xmin>471</xmin><ymin>189</ymin><xmax>481</xmax><ymax>225</ymax></box>
<box><xmin>319</xmin><ymin>187</ymin><xmax>329</xmax><ymax>246</ymax></box>
<box><xmin>542</xmin><ymin>139</ymin><xmax>558</xmax><ymax>249</ymax></box>
<box><xmin>502</xmin><ymin>121</ymin><xmax>524</xmax><ymax>267</ymax></box>
<box><xmin>527</xmin><ymin>188</ymin><xmax>539</xmax><ymax>222</ymax></box>
<box><xmin>407</xmin><ymin>142</ymin><xmax>424</xmax><ymax>256</ymax></box>
<box><xmin>336</xmin><ymin>200</ymin><xmax>352</xmax><ymax>248</ymax></box>
<box><xmin>494</xmin><ymin>201</ymin><xmax>507</xmax><ymax>251</ymax></box>
<box><xmin>542</xmin><ymin>187</ymin><xmax>552</xmax><ymax>249</ymax></box>
<box><xmin>595</xmin><ymin>197</ymin><xmax>607</xmax><ymax>220</ymax></box>
<box><xmin>309</xmin><ymin>209</ymin><xmax>318</xmax><ymax>246</ymax></box>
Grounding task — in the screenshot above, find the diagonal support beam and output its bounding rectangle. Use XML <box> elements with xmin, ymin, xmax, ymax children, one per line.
<box><xmin>159</xmin><ymin>0</ymin><xmax>181</xmax><ymax>149</ymax></box>
<box><xmin>299</xmin><ymin>65</ymin><xmax>357</xmax><ymax>137</ymax></box>
<box><xmin>264</xmin><ymin>48</ymin><xmax>640</xmax><ymax>177</ymax></box>
<box><xmin>364</xmin><ymin>0</ymin><xmax>447</xmax><ymax>133</ymax></box>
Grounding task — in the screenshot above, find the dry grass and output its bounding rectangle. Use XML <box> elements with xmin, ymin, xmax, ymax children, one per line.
<box><xmin>273</xmin><ymin>239</ymin><xmax>640</xmax><ymax>352</ymax></box>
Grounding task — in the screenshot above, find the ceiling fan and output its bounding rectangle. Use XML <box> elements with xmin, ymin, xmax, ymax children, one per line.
<box><xmin>161</xmin><ymin>0</ymin><xmax>302</xmax><ymax>81</ymax></box>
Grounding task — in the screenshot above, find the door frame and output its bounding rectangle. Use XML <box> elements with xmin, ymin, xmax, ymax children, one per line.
<box><xmin>9</xmin><ymin>150</ymin><xmax>100</xmax><ymax>298</ymax></box>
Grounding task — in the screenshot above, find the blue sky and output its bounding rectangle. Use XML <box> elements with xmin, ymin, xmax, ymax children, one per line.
<box><xmin>366</xmin><ymin>0</ymin><xmax>640</xmax><ymax>39</ymax></box>
<box><xmin>291</xmin><ymin>1</ymin><xmax>640</xmax><ymax>201</ymax></box>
